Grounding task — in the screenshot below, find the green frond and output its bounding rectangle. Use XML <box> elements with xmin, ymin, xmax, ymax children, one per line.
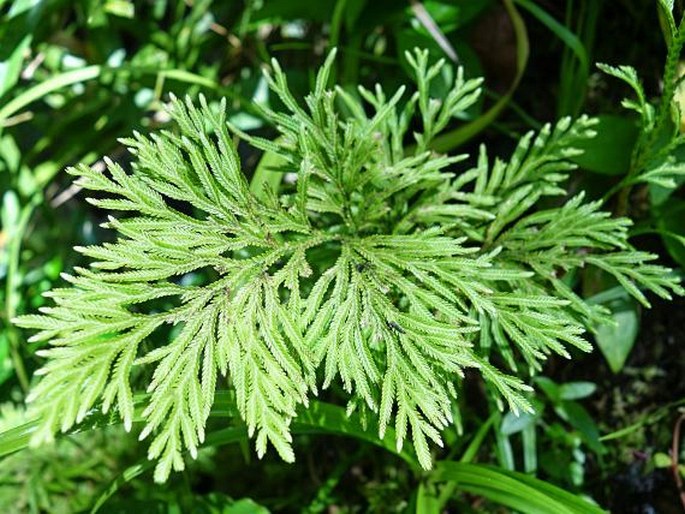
<box><xmin>597</xmin><ymin>63</ymin><xmax>649</xmax><ymax>122</ymax></box>
<box><xmin>13</xmin><ymin>48</ymin><xmax>682</xmax><ymax>480</ymax></box>
<box><xmin>586</xmin><ymin>252</ymin><xmax>684</xmax><ymax>307</ymax></box>
<box><xmin>628</xmin><ymin>158</ymin><xmax>685</xmax><ymax>188</ymax></box>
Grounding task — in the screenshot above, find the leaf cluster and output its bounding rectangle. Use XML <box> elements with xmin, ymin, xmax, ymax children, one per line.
<box><xmin>14</xmin><ymin>48</ymin><xmax>683</xmax><ymax>481</ymax></box>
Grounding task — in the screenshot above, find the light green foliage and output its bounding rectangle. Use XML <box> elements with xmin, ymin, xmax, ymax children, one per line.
<box><xmin>13</xmin><ymin>49</ymin><xmax>683</xmax><ymax>482</ymax></box>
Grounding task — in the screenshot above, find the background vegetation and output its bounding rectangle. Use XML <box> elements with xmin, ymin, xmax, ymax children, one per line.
<box><xmin>0</xmin><ymin>0</ymin><xmax>684</xmax><ymax>512</ymax></box>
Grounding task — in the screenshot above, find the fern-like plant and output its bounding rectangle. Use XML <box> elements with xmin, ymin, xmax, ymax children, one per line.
<box><xmin>14</xmin><ymin>48</ymin><xmax>683</xmax><ymax>482</ymax></box>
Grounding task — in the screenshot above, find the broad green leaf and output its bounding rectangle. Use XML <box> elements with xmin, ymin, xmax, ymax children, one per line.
<box><xmin>522</xmin><ymin>423</ymin><xmax>537</xmax><ymax>473</ymax></box>
<box><xmin>501</xmin><ymin>411</ymin><xmax>537</xmax><ymax>435</ymax></box>
<box><xmin>572</xmin><ymin>115</ymin><xmax>639</xmax><ymax>175</ymax></box>
<box><xmin>656</xmin><ymin>198</ymin><xmax>685</xmax><ymax>268</ymax></box>
<box><xmin>249</xmin><ymin>148</ymin><xmax>288</xmax><ymax>199</ymax></box>
<box><xmin>535</xmin><ymin>376</ymin><xmax>561</xmax><ymax>404</ymax></box>
<box><xmin>558</xmin><ymin>401</ymin><xmax>604</xmax><ymax>454</ymax></box>
<box><xmin>432</xmin><ymin>462</ymin><xmax>606</xmax><ymax>514</ymax></box>
<box><xmin>559</xmin><ymin>382</ymin><xmax>597</xmax><ymax>401</ymax></box>
<box><xmin>593</xmin><ymin>293</ymin><xmax>639</xmax><ymax>373</ymax></box>
<box><xmin>0</xmin><ymin>35</ymin><xmax>31</xmax><ymax>97</ymax></box>
<box><xmin>413</xmin><ymin>482</ymin><xmax>441</xmax><ymax>514</ymax></box>
<box><xmin>0</xmin><ymin>66</ymin><xmax>102</xmax><ymax>125</ymax></box>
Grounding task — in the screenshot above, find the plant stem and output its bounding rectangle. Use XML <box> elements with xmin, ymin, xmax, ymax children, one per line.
<box><xmin>671</xmin><ymin>411</ymin><xmax>685</xmax><ymax>510</ymax></box>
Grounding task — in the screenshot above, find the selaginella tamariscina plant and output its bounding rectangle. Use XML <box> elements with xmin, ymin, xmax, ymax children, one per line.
<box><xmin>12</xmin><ymin>47</ymin><xmax>684</xmax><ymax>482</ymax></box>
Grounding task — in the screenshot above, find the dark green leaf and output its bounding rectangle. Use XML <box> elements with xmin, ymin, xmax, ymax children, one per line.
<box><xmin>572</xmin><ymin>115</ymin><xmax>639</xmax><ymax>175</ymax></box>
<box><xmin>593</xmin><ymin>292</ymin><xmax>639</xmax><ymax>373</ymax></box>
